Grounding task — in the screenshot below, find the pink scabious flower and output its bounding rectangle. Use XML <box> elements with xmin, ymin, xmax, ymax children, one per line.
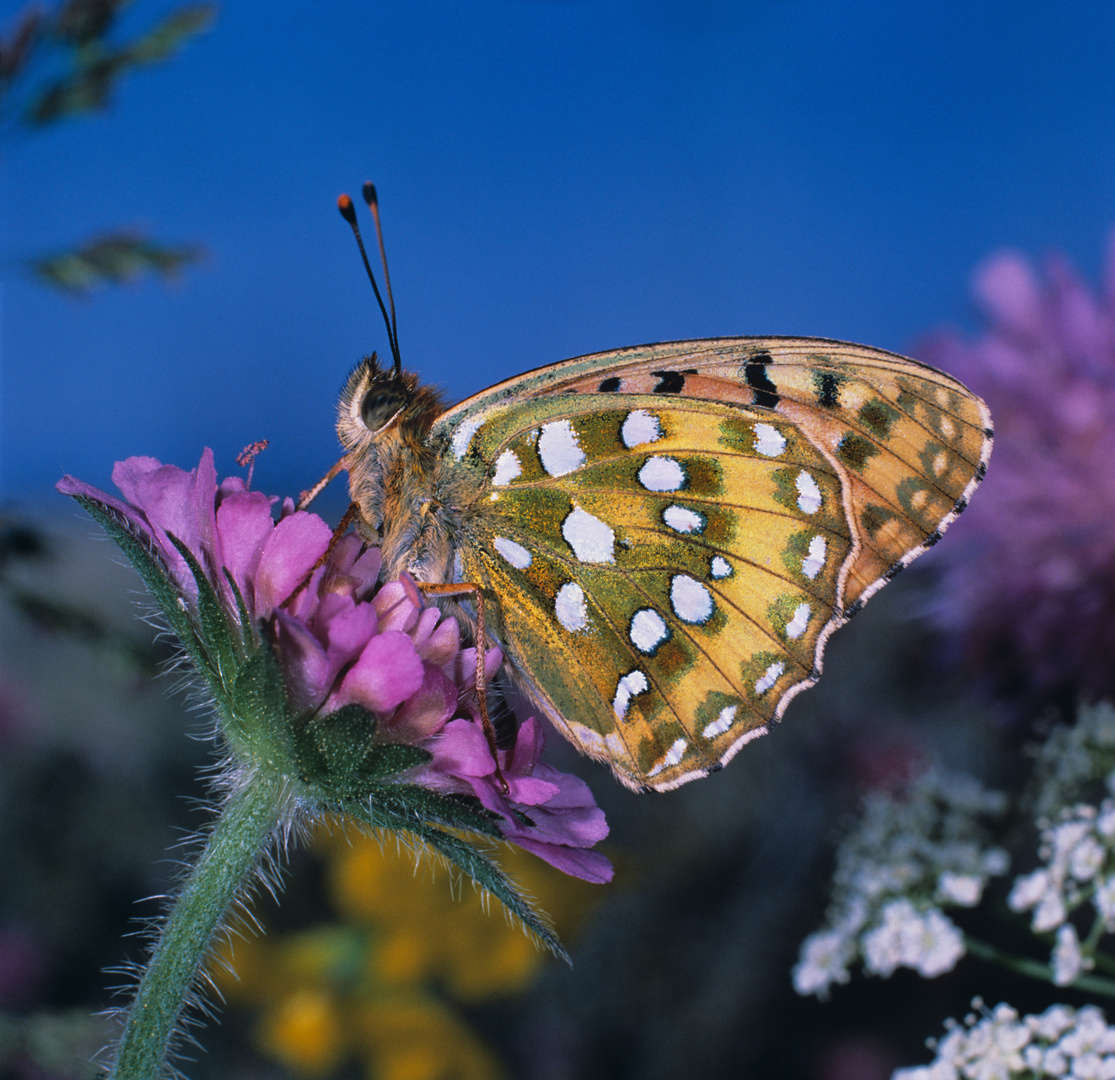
<box><xmin>916</xmin><ymin>234</ymin><xmax>1115</xmax><ymax>714</ymax></box>
<box><xmin>56</xmin><ymin>450</ymin><xmax>611</xmax><ymax>886</ymax></box>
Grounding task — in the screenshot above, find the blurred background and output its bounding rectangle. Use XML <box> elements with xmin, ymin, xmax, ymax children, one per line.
<box><xmin>1</xmin><ymin>1</ymin><xmax>1113</xmax><ymax>1078</ymax></box>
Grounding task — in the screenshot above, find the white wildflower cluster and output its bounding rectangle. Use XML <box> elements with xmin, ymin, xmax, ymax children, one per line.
<box><xmin>1008</xmin><ymin>799</ymin><xmax>1115</xmax><ymax>985</ymax></box>
<box><xmin>1030</xmin><ymin>703</ymin><xmax>1115</xmax><ymax>822</ymax></box>
<box><xmin>895</xmin><ymin>1001</ymin><xmax>1115</xmax><ymax>1080</ymax></box>
<box><xmin>793</xmin><ymin>768</ymin><xmax>1009</xmax><ymax>998</ymax></box>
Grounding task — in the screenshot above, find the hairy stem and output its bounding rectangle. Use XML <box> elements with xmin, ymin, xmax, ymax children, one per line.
<box><xmin>110</xmin><ymin>772</ymin><xmax>291</xmax><ymax>1080</ymax></box>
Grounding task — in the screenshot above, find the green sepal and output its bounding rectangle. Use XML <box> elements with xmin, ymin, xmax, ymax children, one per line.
<box><xmin>166</xmin><ymin>534</ymin><xmax>241</xmax><ymax>693</ymax></box>
<box><xmin>227</xmin><ymin>642</ymin><xmax>295</xmax><ymax>764</ymax></box>
<box><xmin>305</xmin><ymin>704</ymin><xmax>377</xmax><ymax>788</ymax></box>
<box><xmin>357</xmin><ymin>743</ymin><xmax>433</xmax><ymax>781</ymax></box>
<box><xmin>67</xmin><ymin>494</ymin><xmax>201</xmax><ymax>671</ymax></box>
<box><xmin>222</xmin><ymin>568</ymin><xmax>255</xmax><ymax>651</ymax></box>
<box><xmin>342</xmin><ymin>797</ymin><xmax>567</xmax><ymax>962</ymax></box>
<box><xmin>295</xmin><ymin>705</ymin><xmax>434</xmax><ymax>796</ymax></box>
<box><xmin>415</xmin><ymin>824</ymin><xmax>566</xmax><ymax>961</ymax></box>
<box><xmin>363</xmin><ymin>783</ymin><xmax>503</xmax><ymax>839</ymax></box>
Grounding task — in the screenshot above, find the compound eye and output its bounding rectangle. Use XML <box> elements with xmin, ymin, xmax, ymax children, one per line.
<box><xmin>360</xmin><ymin>386</ymin><xmax>407</xmax><ymax>432</ymax></box>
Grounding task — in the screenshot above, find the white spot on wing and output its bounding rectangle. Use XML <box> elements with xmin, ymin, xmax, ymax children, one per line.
<box><xmin>702</xmin><ymin>705</ymin><xmax>738</xmax><ymax>739</ymax></box>
<box><xmin>786</xmin><ymin>603</ymin><xmax>811</xmax><ymax>640</ymax></box>
<box><xmin>451</xmin><ymin>415</ymin><xmax>484</xmax><ymax>460</ymax></box>
<box><xmin>711</xmin><ymin>555</ymin><xmax>732</xmax><ymax>579</ymax></box>
<box><xmin>562</xmin><ymin>505</ymin><xmax>615</xmax><ymax>563</ymax></box>
<box><xmin>663</xmin><ymin>505</ymin><xmax>704</xmax><ymax>533</ymax></box>
<box><xmin>538</xmin><ymin>419</ymin><xmax>585</xmax><ymax>477</ymax></box>
<box><xmin>491</xmin><ymin>449</ymin><xmax>522</xmax><ymax>486</ymax></box>
<box><xmin>671</xmin><ymin>575</ymin><xmax>714</xmax><ymax>624</ymax></box>
<box><xmin>613</xmin><ymin>669</ymin><xmax>649</xmax><ymax>719</ymax></box>
<box><xmin>801</xmin><ymin>535</ymin><xmax>827</xmax><ymax>580</ymax></box>
<box><xmin>555</xmin><ymin>582</ymin><xmax>589</xmax><ymax>632</ymax></box>
<box><xmin>638</xmin><ymin>455</ymin><xmax>685</xmax><ymax>492</ymax></box>
<box><xmin>754</xmin><ymin>660</ymin><xmax>785</xmax><ymax>695</ymax></box>
<box><xmin>754</xmin><ymin>422</ymin><xmax>787</xmax><ymax>457</ymax></box>
<box><xmin>630</xmin><ymin>608</ymin><xmax>668</xmax><ymax>653</ymax></box>
<box><xmin>647</xmin><ymin>737</ymin><xmax>687</xmax><ymax>777</ymax></box>
<box><xmin>796</xmin><ymin>471</ymin><xmax>822</xmax><ymax>514</ymax></box>
<box><xmin>622</xmin><ymin>409</ymin><xmax>662</xmax><ymax>448</ymax></box>
<box><xmin>493</xmin><ymin>536</ymin><xmax>532</xmax><ymax>569</ymax></box>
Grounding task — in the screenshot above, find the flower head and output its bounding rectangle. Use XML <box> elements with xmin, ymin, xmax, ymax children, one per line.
<box><xmin>917</xmin><ymin>235</ymin><xmax>1115</xmax><ymax>714</ymax></box>
<box><xmin>792</xmin><ymin>767</ymin><xmax>1009</xmax><ymax>998</ymax></box>
<box><xmin>58</xmin><ymin>450</ymin><xmax>611</xmax><ymax>918</ymax></box>
<box><xmin>896</xmin><ymin>1002</ymin><xmax>1115</xmax><ymax>1080</ymax></box>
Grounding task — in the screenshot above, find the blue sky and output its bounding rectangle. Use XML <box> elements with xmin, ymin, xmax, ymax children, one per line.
<box><xmin>3</xmin><ymin>0</ymin><xmax>1113</xmax><ymax>511</ymax></box>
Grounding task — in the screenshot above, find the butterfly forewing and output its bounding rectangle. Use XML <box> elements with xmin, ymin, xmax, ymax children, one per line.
<box><xmin>424</xmin><ymin>337</ymin><xmax>990</xmax><ymax>791</ymax></box>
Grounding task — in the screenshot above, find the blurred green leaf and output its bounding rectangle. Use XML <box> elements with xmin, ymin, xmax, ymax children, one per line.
<box><xmin>53</xmin><ymin>0</ymin><xmax>133</xmax><ymax>48</ymax></box>
<box><xmin>23</xmin><ymin>56</ymin><xmax>121</xmax><ymax>123</ymax></box>
<box><xmin>28</xmin><ymin>231</ymin><xmax>204</xmax><ymax>294</ymax></box>
<box><xmin>4</xmin><ymin>1</ymin><xmax>214</xmax><ymax>128</ymax></box>
<box><xmin>0</xmin><ymin>8</ymin><xmax>45</xmax><ymax>84</ymax></box>
<box><xmin>126</xmin><ymin>4</ymin><xmax>214</xmax><ymax>64</ymax></box>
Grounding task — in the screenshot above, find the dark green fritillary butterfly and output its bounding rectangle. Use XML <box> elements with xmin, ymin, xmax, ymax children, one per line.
<box><xmin>327</xmin><ymin>188</ymin><xmax>992</xmax><ymax>791</ymax></box>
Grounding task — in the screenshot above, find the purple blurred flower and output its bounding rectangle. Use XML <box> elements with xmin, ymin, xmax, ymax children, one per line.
<box><xmin>916</xmin><ymin>235</ymin><xmax>1115</xmax><ymax>713</ymax></box>
<box><xmin>57</xmin><ymin>450</ymin><xmax>611</xmax><ymax>882</ymax></box>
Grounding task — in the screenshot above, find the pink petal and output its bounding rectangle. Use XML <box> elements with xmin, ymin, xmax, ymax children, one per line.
<box><xmin>255</xmin><ymin>511</ymin><xmax>333</xmax><ymax>613</ymax></box>
<box><xmin>270</xmin><ymin>610</ymin><xmax>335</xmax><ymax>714</ymax></box>
<box><xmin>373</xmin><ymin>581</ymin><xmax>421</xmax><ymax>632</ymax></box>
<box><xmin>336</xmin><ymin>631</ymin><xmax>424</xmax><ymax>715</ymax></box>
<box><xmin>316</xmin><ymin>594</ymin><xmax>379</xmax><ymax>664</ymax></box>
<box><xmin>510</xmin><ymin>837</ymin><xmax>614</xmax><ymax>883</ymax></box>
<box><xmin>420</xmin><ymin>614</ymin><xmax>460</xmax><ymax>670</ymax></box>
<box><xmin>215</xmin><ymin>490</ymin><xmax>277</xmax><ymax>608</ymax></box>
<box><xmin>427</xmin><ymin>717</ymin><xmax>497</xmax><ymax>778</ymax></box>
<box><xmin>379</xmin><ymin>664</ymin><xmax>457</xmax><ymax>743</ymax></box>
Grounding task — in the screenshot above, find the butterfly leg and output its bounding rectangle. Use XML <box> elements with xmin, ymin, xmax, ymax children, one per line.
<box><xmin>297</xmin><ymin>455</ymin><xmax>348</xmax><ymax>511</ymax></box>
<box><xmin>281</xmin><ymin>501</ymin><xmax>362</xmax><ymax>607</ymax></box>
<box><xmin>417</xmin><ymin>581</ymin><xmax>509</xmax><ymax>795</ymax></box>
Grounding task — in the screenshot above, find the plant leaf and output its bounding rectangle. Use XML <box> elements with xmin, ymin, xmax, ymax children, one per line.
<box><xmin>124</xmin><ymin>4</ymin><xmax>215</xmax><ymax>65</ymax></box>
<box><xmin>28</xmin><ymin>232</ymin><xmax>203</xmax><ymax>294</ymax></box>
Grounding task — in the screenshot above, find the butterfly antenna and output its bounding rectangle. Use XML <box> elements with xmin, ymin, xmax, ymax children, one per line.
<box><xmin>337</xmin><ymin>192</ymin><xmax>403</xmax><ymax>379</ymax></box>
<box><xmin>362</xmin><ymin>182</ymin><xmax>401</xmax><ymax>378</ymax></box>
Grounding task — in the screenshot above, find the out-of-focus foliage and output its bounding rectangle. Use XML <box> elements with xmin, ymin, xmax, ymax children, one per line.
<box><xmin>28</xmin><ymin>230</ymin><xmax>203</xmax><ymax>295</ymax></box>
<box><xmin>211</xmin><ymin>826</ymin><xmax>606</xmax><ymax>1080</ymax></box>
<box><xmin>0</xmin><ymin>0</ymin><xmax>214</xmax><ymax>129</ymax></box>
<box><xmin>2</xmin><ymin>0</ymin><xmax>211</xmax><ymax>294</ymax></box>
<box><xmin>0</xmin><ymin>1008</ymin><xmax>106</xmax><ymax>1080</ymax></box>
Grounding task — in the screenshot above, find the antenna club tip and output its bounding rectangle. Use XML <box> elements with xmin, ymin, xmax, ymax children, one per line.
<box><xmin>362</xmin><ymin>181</ymin><xmax>378</xmax><ymax>207</ymax></box>
<box><xmin>337</xmin><ymin>194</ymin><xmax>357</xmax><ymax>222</ymax></box>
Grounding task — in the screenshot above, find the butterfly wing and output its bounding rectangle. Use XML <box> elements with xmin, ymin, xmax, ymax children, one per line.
<box><xmin>431</xmin><ymin>337</ymin><xmax>992</xmax><ymax>791</ymax></box>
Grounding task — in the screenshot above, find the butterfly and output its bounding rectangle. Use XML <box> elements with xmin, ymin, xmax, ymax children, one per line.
<box><xmin>321</xmin><ymin>186</ymin><xmax>993</xmax><ymax>792</ymax></box>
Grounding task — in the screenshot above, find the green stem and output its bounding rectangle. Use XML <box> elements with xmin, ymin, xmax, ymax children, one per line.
<box><xmin>109</xmin><ymin>772</ymin><xmax>291</xmax><ymax>1080</ymax></box>
<box><xmin>966</xmin><ymin>935</ymin><xmax>1115</xmax><ymax>998</ymax></box>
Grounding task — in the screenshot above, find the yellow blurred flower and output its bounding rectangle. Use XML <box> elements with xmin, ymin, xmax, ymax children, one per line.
<box><xmin>354</xmin><ymin>997</ymin><xmax>505</xmax><ymax>1080</ymax></box>
<box><xmin>258</xmin><ymin>986</ymin><xmax>347</xmax><ymax>1076</ymax></box>
<box><xmin>208</xmin><ymin>820</ymin><xmax>606</xmax><ymax>1078</ymax></box>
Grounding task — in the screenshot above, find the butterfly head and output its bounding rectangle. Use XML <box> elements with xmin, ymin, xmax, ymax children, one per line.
<box><xmin>337</xmin><ymin>352</ymin><xmax>424</xmax><ymax>448</ymax></box>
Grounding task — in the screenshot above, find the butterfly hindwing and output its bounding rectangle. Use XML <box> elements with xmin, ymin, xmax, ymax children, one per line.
<box><xmin>428</xmin><ymin>337</ymin><xmax>991</xmax><ymax>791</ymax></box>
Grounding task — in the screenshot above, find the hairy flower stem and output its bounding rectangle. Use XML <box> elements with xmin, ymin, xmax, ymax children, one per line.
<box><xmin>966</xmin><ymin>935</ymin><xmax>1115</xmax><ymax>998</ymax></box>
<box><xmin>110</xmin><ymin>772</ymin><xmax>291</xmax><ymax>1080</ymax></box>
